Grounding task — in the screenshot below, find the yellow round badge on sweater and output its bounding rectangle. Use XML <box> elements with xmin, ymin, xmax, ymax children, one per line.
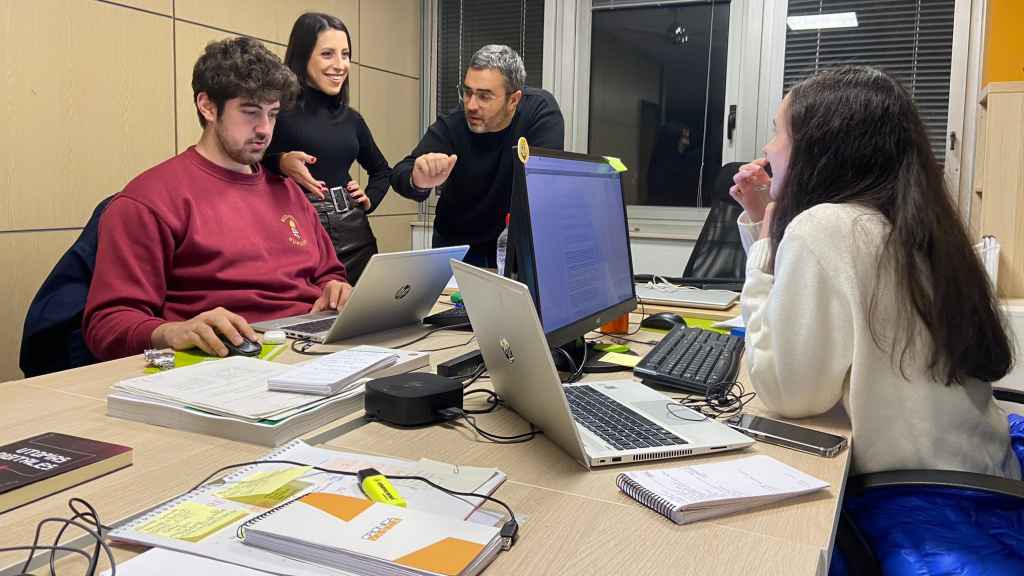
<box><xmin>517</xmin><ymin>137</ymin><xmax>530</xmax><ymax>165</ymax></box>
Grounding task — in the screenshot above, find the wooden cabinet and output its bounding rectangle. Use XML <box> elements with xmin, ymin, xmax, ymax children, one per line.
<box><xmin>972</xmin><ymin>82</ymin><xmax>1024</xmax><ymax>297</ymax></box>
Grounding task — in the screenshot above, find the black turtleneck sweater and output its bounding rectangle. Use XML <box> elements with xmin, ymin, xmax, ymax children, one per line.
<box><xmin>391</xmin><ymin>86</ymin><xmax>564</xmax><ymax>246</ymax></box>
<box><xmin>266</xmin><ymin>86</ymin><xmax>391</xmax><ymax>213</ymax></box>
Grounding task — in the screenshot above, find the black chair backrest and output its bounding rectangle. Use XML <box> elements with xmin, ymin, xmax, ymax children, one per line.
<box><xmin>681</xmin><ymin>163</ymin><xmax>747</xmax><ymax>281</ymax></box>
<box><xmin>19</xmin><ymin>195</ymin><xmax>114</xmax><ymax>377</ymax></box>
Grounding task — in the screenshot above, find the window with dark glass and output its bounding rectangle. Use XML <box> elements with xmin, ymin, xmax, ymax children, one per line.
<box><xmin>589</xmin><ymin>1</ymin><xmax>731</xmax><ymax>208</ymax></box>
<box><xmin>437</xmin><ymin>0</ymin><xmax>545</xmax><ymax>117</ymax></box>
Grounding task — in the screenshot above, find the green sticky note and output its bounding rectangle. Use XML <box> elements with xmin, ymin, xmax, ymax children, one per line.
<box><xmin>144</xmin><ymin>343</ymin><xmax>285</xmax><ymax>373</ymax></box>
<box><xmin>682</xmin><ymin>318</ymin><xmax>728</xmax><ymax>334</ymax></box>
<box><xmin>593</xmin><ymin>342</ymin><xmax>630</xmax><ymax>354</ymax></box>
<box><xmin>604</xmin><ymin>156</ymin><xmax>628</xmax><ymax>172</ymax></box>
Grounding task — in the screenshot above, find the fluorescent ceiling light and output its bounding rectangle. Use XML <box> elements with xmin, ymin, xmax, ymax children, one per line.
<box><xmin>787</xmin><ymin>12</ymin><xmax>859</xmax><ymax>31</ymax></box>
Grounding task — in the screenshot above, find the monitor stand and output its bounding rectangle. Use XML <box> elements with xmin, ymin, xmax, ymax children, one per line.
<box><xmin>551</xmin><ymin>338</ymin><xmax>636</xmax><ymax>374</ymax></box>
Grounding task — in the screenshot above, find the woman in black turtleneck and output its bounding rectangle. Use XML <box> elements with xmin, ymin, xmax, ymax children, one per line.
<box><xmin>265</xmin><ymin>13</ymin><xmax>391</xmax><ymax>283</ymax></box>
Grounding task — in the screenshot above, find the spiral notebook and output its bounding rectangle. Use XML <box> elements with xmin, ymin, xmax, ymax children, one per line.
<box><xmin>108</xmin><ymin>440</ymin><xmax>506</xmax><ymax>576</ymax></box>
<box><xmin>240</xmin><ymin>492</ymin><xmax>502</xmax><ymax>576</ymax></box>
<box><xmin>616</xmin><ymin>455</ymin><xmax>828</xmax><ymax>524</ymax></box>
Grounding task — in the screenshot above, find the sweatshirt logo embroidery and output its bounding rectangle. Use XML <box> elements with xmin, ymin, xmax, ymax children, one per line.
<box><xmin>280</xmin><ymin>215</ymin><xmax>307</xmax><ymax>247</ymax></box>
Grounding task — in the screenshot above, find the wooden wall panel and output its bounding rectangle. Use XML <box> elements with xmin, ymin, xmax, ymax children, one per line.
<box><xmin>358</xmin><ymin>68</ymin><xmax>421</xmax><ymax>216</ymax></box>
<box><xmin>1</xmin><ymin>0</ymin><xmax>420</xmax><ymax>380</ymax></box>
<box><xmin>173</xmin><ymin>23</ymin><xmax>285</xmax><ymax>153</ymax></box>
<box><xmin>0</xmin><ymin>0</ymin><xmax>174</xmax><ymax>230</ymax></box>
<box><xmin>368</xmin><ymin>214</ymin><xmax>414</xmax><ymax>253</ymax></box>
<box><xmin>108</xmin><ymin>0</ymin><xmax>172</xmax><ymax>16</ymax></box>
<box><xmin>0</xmin><ymin>230</ymin><xmax>80</xmax><ymax>383</ymax></box>
<box><xmin>174</xmin><ymin>0</ymin><xmax>359</xmax><ymax>53</ymax></box>
<box><xmin>360</xmin><ymin>0</ymin><xmax>421</xmax><ymax>78</ymax></box>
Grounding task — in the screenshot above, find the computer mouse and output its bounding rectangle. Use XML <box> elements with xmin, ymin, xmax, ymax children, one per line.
<box><xmin>217</xmin><ymin>333</ymin><xmax>262</xmax><ymax>357</ymax></box>
<box><xmin>640</xmin><ymin>312</ymin><xmax>688</xmax><ymax>331</ymax></box>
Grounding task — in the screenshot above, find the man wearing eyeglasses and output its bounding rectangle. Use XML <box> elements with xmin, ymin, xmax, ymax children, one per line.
<box><xmin>391</xmin><ymin>44</ymin><xmax>564</xmax><ymax>267</ymax></box>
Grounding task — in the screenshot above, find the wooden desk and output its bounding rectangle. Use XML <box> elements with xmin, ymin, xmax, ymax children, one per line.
<box><xmin>1</xmin><ymin>319</ymin><xmax>848</xmax><ymax>576</ymax></box>
<box><xmin>440</xmin><ymin>287</ymin><xmax>741</xmax><ymax>322</ymax></box>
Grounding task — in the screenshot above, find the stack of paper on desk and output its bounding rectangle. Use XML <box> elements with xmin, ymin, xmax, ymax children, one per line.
<box><xmin>108</xmin><ymin>440</ymin><xmax>506</xmax><ymax>576</ymax></box>
<box><xmin>241</xmin><ymin>493</ymin><xmax>502</xmax><ymax>576</ymax></box>
<box><xmin>107</xmin><ymin>352</ymin><xmax>427</xmax><ymax>446</ymax></box>
<box><xmin>617</xmin><ymin>455</ymin><xmax>828</xmax><ymax>524</ymax></box>
<box><xmin>268</xmin><ymin>346</ymin><xmax>404</xmax><ymax>395</ymax></box>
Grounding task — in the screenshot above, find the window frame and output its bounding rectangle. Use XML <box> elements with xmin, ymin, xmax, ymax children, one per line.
<box><xmin>541</xmin><ymin>0</ymin><xmax>977</xmax><ymax>230</ymax></box>
<box><xmin>546</xmin><ymin>0</ymin><xmax>763</xmax><ymax>230</ymax></box>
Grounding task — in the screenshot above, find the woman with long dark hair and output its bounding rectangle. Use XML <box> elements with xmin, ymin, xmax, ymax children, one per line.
<box><xmin>730</xmin><ymin>66</ymin><xmax>1019</xmax><ymax>478</ymax></box>
<box><xmin>264</xmin><ymin>12</ymin><xmax>391</xmax><ymax>283</ymax></box>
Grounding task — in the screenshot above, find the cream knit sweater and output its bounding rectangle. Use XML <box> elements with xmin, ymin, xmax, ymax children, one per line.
<box><xmin>738</xmin><ymin>203</ymin><xmax>1020</xmax><ymax>478</ymax></box>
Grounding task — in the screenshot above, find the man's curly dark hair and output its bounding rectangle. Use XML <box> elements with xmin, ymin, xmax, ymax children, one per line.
<box><xmin>191</xmin><ymin>37</ymin><xmax>300</xmax><ymax>127</ymax></box>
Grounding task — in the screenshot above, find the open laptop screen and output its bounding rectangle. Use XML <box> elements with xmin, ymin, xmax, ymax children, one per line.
<box><xmin>522</xmin><ymin>154</ymin><xmax>634</xmax><ymax>335</ymax></box>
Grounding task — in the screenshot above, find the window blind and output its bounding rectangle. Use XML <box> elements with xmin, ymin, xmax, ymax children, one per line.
<box><xmin>437</xmin><ymin>0</ymin><xmax>545</xmax><ymax>117</ymax></box>
<box><xmin>783</xmin><ymin>0</ymin><xmax>955</xmax><ymax>163</ymax></box>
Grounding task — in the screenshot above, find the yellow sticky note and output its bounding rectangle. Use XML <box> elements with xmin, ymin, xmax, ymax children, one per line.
<box><xmin>230</xmin><ymin>480</ymin><xmax>308</xmax><ymax>508</ymax></box>
<box><xmin>218</xmin><ymin>466</ymin><xmax>312</xmax><ymax>504</ymax></box>
<box><xmin>604</xmin><ymin>156</ymin><xmax>628</xmax><ymax>172</ymax></box>
<box><xmin>138</xmin><ymin>502</ymin><xmax>246</xmax><ymax>543</ymax></box>
<box><xmin>600</xmin><ymin>352</ymin><xmax>641</xmax><ymax>368</ymax></box>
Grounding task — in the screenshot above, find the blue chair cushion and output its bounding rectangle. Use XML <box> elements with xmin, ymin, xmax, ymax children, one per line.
<box><xmin>830</xmin><ymin>414</ymin><xmax>1024</xmax><ymax>576</ymax></box>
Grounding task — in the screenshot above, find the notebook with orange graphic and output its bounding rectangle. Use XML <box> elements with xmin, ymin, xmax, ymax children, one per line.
<box><xmin>239</xmin><ymin>492</ymin><xmax>503</xmax><ymax>576</ymax></box>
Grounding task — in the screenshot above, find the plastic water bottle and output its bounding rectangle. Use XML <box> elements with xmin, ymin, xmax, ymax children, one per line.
<box><xmin>495</xmin><ymin>213</ymin><xmax>511</xmax><ymax>275</ymax></box>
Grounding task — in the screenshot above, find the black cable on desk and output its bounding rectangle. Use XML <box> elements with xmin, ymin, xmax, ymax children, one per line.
<box><xmin>0</xmin><ymin>498</ymin><xmax>116</xmax><ymax>576</ymax></box>
<box><xmin>667</xmin><ymin>380</ymin><xmax>757</xmax><ymax>421</ymax></box>
<box><xmin>291</xmin><ymin>337</ymin><xmax>333</xmax><ymax>355</ymax></box>
<box><xmin>437</xmin><ymin>408</ymin><xmax>541</xmax><ymax>444</ymax></box>
<box><xmin>291</xmin><ymin>324</ymin><xmax>474</xmax><ymax>355</ymax></box>
<box><xmin>393</xmin><ymin>323</ymin><xmax>472</xmax><ymax>349</ymax></box>
<box><xmin>463</xmin><ymin>388</ymin><xmax>501</xmax><ymax>414</ymax></box>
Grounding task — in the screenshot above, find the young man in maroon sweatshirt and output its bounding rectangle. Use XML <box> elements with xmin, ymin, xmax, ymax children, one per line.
<box><xmin>83</xmin><ymin>37</ymin><xmax>352</xmax><ymax>361</ymax></box>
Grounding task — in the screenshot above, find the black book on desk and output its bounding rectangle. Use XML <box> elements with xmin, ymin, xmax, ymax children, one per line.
<box><xmin>0</xmin><ymin>432</ymin><xmax>132</xmax><ymax>513</ymax></box>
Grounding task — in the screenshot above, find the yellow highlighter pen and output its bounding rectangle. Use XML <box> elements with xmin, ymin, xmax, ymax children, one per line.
<box><xmin>357</xmin><ymin>468</ymin><xmax>407</xmax><ymax>508</ymax></box>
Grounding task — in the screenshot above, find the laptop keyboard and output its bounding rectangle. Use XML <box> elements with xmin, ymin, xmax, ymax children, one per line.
<box><xmin>280</xmin><ymin>317</ymin><xmax>336</xmax><ymax>334</ymax></box>
<box><xmin>564</xmin><ymin>386</ymin><xmax>687</xmax><ymax>450</ymax></box>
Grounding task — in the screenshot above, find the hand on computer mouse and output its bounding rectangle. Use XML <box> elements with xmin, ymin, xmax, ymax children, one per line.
<box><xmin>150</xmin><ymin>307</ymin><xmax>258</xmax><ymax>357</ymax></box>
<box><xmin>216</xmin><ymin>332</ymin><xmax>262</xmax><ymax>357</ymax></box>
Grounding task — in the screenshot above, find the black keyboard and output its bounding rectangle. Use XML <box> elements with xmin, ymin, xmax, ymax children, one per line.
<box><xmin>633</xmin><ymin>326</ymin><xmax>744</xmax><ymax>395</ymax></box>
<box><xmin>564</xmin><ymin>386</ymin><xmax>687</xmax><ymax>450</ymax></box>
<box><xmin>422</xmin><ymin>307</ymin><xmax>472</xmax><ymax>330</ymax></box>
<box><xmin>281</xmin><ymin>317</ymin><xmax>336</xmax><ymax>334</ymax></box>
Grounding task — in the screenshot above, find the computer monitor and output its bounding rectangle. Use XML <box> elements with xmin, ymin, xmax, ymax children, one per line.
<box><xmin>506</xmin><ymin>147</ymin><xmax>637</xmax><ymax>349</ymax></box>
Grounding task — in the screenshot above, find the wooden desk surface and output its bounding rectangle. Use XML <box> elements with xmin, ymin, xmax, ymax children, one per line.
<box><xmin>1</xmin><ymin>315</ymin><xmax>847</xmax><ymax>576</ymax></box>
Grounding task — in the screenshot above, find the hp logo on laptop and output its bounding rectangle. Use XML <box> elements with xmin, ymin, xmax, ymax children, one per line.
<box><xmin>499</xmin><ymin>337</ymin><xmax>515</xmax><ymax>364</ymax></box>
<box><xmin>394</xmin><ymin>284</ymin><xmax>411</xmax><ymax>300</ymax></box>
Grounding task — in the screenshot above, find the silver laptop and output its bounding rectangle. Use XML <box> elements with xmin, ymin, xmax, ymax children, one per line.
<box><xmin>252</xmin><ymin>246</ymin><xmax>469</xmax><ymax>343</ymax></box>
<box><xmin>634</xmin><ymin>283</ymin><xmax>739</xmax><ymax>310</ymax></box>
<box><xmin>451</xmin><ymin>260</ymin><xmax>753</xmax><ymax>468</ymax></box>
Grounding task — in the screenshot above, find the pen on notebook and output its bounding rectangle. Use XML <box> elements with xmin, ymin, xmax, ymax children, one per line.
<box><xmin>357</xmin><ymin>468</ymin><xmax>407</xmax><ymax>507</ymax></box>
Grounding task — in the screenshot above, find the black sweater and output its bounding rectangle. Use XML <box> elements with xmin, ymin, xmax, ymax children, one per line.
<box><xmin>391</xmin><ymin>87</ymin><xmax>564</xmax><ymax>246</ymax></box>
<box><xmin>266</xmin><ymin>86</ymin><xmax>391</xmax><ymax>213</ymax></box>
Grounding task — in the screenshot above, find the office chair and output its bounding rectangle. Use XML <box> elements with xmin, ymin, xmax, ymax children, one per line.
<box><xmin>680</xmin><ymin>162</ymin><xmax>747</xmax><ymax>287</ymax></box>
<box><xmin>20</xmin><ymin>195</ymin><xmax>114</xmax><ymax>377</ymax></box>
<box><xmin>830</xmin><ymin>386</ymin><xmax>1024</xmax><ymax>576</ymax></box>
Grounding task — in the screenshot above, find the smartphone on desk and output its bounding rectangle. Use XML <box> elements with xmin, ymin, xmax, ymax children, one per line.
<box><xmin>725</xmin><ymin>414</ymin><xmax>847</xmax><ymax>457</ymax></box>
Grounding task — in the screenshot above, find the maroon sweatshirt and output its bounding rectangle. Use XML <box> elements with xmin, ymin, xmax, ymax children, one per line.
<box><xmin>84</xmin><ymin>146</ymin><xmax>348</xmax><ymax>360</ymax></box>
